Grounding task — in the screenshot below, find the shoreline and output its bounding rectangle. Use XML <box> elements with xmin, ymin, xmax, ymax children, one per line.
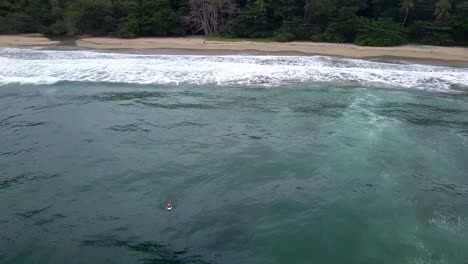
<box><xmin>1</xmin><ymin>35</ymin><xmax>468</xmax><ymax>66</ymax></box>
<box><xmin>0</xmin><ymin>34</ymin><xmax>60</xmax><ymax>47</ymax></box>
<box><xmin>76</xmin><ymin>37</ymin><xmax>468</xmax><ymax>66</ymax></box>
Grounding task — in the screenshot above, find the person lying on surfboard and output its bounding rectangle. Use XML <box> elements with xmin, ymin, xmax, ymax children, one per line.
<box><xmin>166</xmin><ymin>200</ymin><xmax>173</xmax><ymax>211</ymax></box>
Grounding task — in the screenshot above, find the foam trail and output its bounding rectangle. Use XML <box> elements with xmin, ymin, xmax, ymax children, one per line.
<box><xmin>1</xmin><ymin>48</ymin><xmax>467</xmax><ymax>92</ymax></box>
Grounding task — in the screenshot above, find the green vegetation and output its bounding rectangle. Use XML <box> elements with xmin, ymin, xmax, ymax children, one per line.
<box><xmin>0</xmin><ymin>0</ymin><xmax>467</xmax><ymax>46</ymax></box>
<box><xmin>355</xmin><ymin>18</ymin><xmax>408</xmax><ymax>47</ymax></box>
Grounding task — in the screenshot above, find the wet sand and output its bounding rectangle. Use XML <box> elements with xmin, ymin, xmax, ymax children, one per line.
<box><xmin>0</xmin><ymin>34</ymin><xmax>60</xmax><ymax>47</ymax></box>
<box><xmin>2</xmin><ymin>35</ymin><xmax>468</xmax><ymax>66</ymax></box>
<box><xmin>75</xmin><ymin>37</ymin><xmax>468</xmax><ymax>64</ymax></box>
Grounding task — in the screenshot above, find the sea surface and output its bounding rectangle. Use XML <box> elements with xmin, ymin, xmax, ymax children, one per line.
<box><xmin>1</xmin><ymin>48</ymin><xmax>468</xmax><ymax>264</ymax></box>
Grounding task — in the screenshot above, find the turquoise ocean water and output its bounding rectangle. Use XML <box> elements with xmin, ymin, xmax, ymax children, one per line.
<box><xmin>1</xmin><ymin>48</ymin><xmax>468</xmax><ymax>263</ymax></box>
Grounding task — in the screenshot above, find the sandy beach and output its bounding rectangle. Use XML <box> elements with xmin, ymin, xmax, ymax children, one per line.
<box><xmin>1</xmin><ymin>35</ymin><xmax>468</xmax><ymax>65</ymax></box>
<box><xmin>0</xmin><ymin>34</ymin><xmax>60</xmax><ymax>47</ymax></box>
<box><xmin>76</xmin><ymin>37</ymin><xmax>468</xmax><ymax>63</ymax></box>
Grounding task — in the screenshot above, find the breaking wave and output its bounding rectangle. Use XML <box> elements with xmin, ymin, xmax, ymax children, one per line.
<box><xmin>1</xmin><ymin>48</ymin><xmax>467</xmax><ymax>92</ymax></box>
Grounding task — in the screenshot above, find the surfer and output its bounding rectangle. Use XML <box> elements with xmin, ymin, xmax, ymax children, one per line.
<box><xmin>166</xmin><ymin>200</ymin><xmax>173</xmax><ymax>211</ymax></box>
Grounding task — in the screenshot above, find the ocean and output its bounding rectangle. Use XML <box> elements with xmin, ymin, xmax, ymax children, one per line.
<box><xmin>1</xmin><ymin>48</ymin><xmax>468</xmax><ymax>264</ymax></box>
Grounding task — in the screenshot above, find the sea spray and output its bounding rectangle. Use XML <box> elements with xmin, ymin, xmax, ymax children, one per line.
<box><xmin>1</xmin><ymin>48</ymin><xmax>467</xmax><ymax>92</ymax></box>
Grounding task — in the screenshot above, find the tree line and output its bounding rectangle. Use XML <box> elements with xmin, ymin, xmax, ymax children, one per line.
<box><xmin>0</xmin><ymin>0</ymin><xmax>467</xmax><ymax>46</ymax></box>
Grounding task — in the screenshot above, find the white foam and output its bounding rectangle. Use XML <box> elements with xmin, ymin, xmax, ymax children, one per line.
<box><xmin>1</xmin><ymin>48</ymin><xmax>467</xmax><ymax>92</ymax></box>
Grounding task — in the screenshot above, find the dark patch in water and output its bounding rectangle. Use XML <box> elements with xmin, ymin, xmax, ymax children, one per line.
<box><xmin>374</xmin><ymin>102</ymin><xmax>468</xmax><ymax>128</ymax></box>
<box><xmin>180</xmin><ymin>91</ymin><xmax>214</xmax><ymax>98</ymax></box>
<box><xmin>139</xmin><ymin>101</ymin><xmax>216</xmax><ymax>110</ymax></box>
<box><xmin>0</xmin><ymin>172</ymin><xmax>30</xmax><ymax>189</ymax></box>
<box><xmin>401</xmin><ymin>116</ymin><xmax>468</xmax><ymax>128</ymax></box>
<box><xmin>118</xmin><ymin>103</ymin><xmax>135</xmax><ymax>106</ymax></box>
<box><xmin>81</xmin><ymin>236</ymin><xmax>214</xmax><ymax>264</ymax></box>
<box><xmin>96</xmin><ymin>92</ymin><xmax>169</xmax><ymax>102</ymax></box>
<box><xmin>0</xmin><ymin>114</ymin><xmax>23</xmax><ymax>125</ymax></box>
<box><xmin>0</xmin><ymin>116</ymin><xmax>47</xmax><ymax>130</ymax></box>
<box><xmin>1</xmin><ymin>147</ymin><xmax>35</xmax><ymax>157</ymax></box>
<box><xmin>0</xmin><ymin>172</ymin><xmax>60</xmax><ymax>190</ymax></box>
<box><xmin>113</xmin><ymin>226</ymin><xmax>130</xmax><ymax>232</ymax></box>
<box><xmin>424</xmin><ymin>181</ymin><xmax>468</xmax><ymax>197</ymax></box>
<box><xmin>379</xmin><ymin>102</ymin><xmax>468</xmax><ymax>115</ymax></box>
<box><xmin>34</xmin><ymin>213</ymin><xmax>66</xmax><ymax>227</ymax></box>
<box><xmin>98</xmin><ymin>216</ymin><xmax>121</xmax><ymax>221</ymax></box>
<box><xmin>17</xmin><ymin>205</ymin><xmax>53</xmax><ymax>219</ymax></box>
<box><xmin>290</xmin><ymin>103</ymin><xmax>348</xmax><ymax>117</ymax></box>
<box><xmin>24</xmin><ymin>103</ymin><xmax>69</xmax><ymax>111</ymax></box>
<box><xmin>10</xmin><ymin>121</ymin><xmax>47</xmax><ymax>129</ymax></box>
<box><xmin>170</xmin><ymin>121</ymin><xmax>211</xmax><ymax>128</ymax></box>
<box><xmin>108</xmin><ymin>123</ymin><xmax>151</xmax><ymax>132</ymax></box>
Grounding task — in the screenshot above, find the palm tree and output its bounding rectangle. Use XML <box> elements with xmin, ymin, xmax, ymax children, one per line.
<box><xmin>186</xmin><ymin>0</ymin><xmax>238</xmax><ymax>35</ymax></box>
<box><xmin>399</xmin><ymin>0</ymin><xmax>414</xmax><ymax>27</ymax></box>
<box><xmin>49</xmin><ymin>0</ymin><xmax>59</xmax><ymax>8</ymax></box>
<box><xmin>210</xmin><ymin>0</ymin><xmax>224</xmax><ymax>10</ymax></box>
<box><xmin>257</xmin><ymin>0</ymin><xmax>266</xmax><ymax>13</ymax></box>
<box><xmin>435</xmin><ymin>0</ymin><xmax>452</xmax><ymax>22</ymax></box>
<box><xmin>304</xmin><ymin>0</ymin><xmax>335</xmax><ymax>22</ymax></box>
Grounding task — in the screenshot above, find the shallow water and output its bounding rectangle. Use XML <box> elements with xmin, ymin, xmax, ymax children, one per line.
<box><xmin>1</xmin><ymin>48</ymin><xmax>468</xmax><ymax>264</ymax></box>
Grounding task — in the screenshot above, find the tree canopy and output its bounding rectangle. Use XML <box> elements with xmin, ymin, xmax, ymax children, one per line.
<box><xmin>0</xmin><ymin>0</ymin><xmax>467</xmax><ymax>46</ymax></box>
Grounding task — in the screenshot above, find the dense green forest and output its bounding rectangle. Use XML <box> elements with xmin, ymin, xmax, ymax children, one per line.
<box><xmin>0</xmin><ymin>0</ymin><xmax>467</xmax><ymax>46</ymax></box>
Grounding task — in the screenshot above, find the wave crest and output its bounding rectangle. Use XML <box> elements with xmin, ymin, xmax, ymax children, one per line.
<box><xmin>1</xmin><ymin>48</ymin><xmax>467</xmax><ymax>92</ymax></box>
